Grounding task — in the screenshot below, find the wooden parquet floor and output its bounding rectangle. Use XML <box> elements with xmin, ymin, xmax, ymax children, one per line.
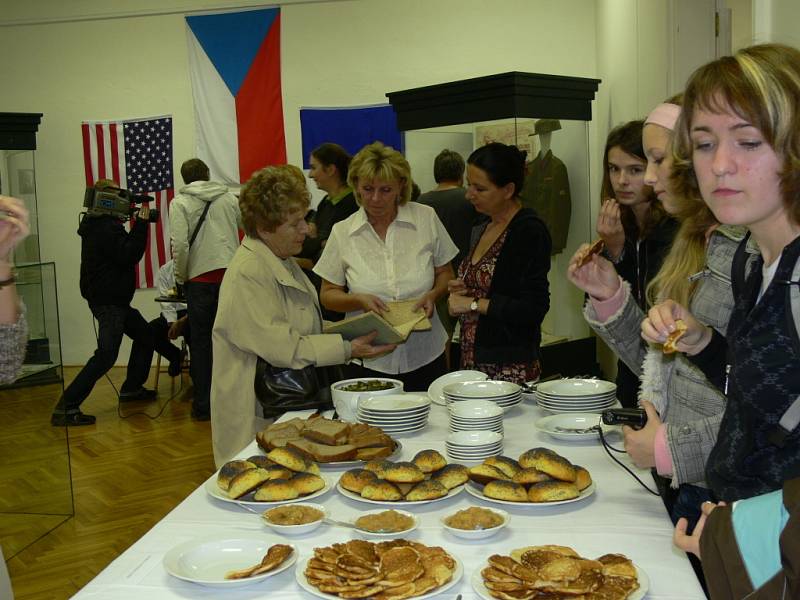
<box><xmin>0</xmin><ymin>366</ymin><xmax>215</xmax><ymax>600</ymax></box>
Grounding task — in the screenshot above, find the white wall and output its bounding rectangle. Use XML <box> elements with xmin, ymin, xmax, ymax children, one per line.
<box><xmin>760</xmin><ymin>0</ymin><xmax>800</xmax><ymax>46</ymax></box>
<box><xmin>0</xmin><ymin>0</ymin><xmax>602</xmax><ymax>365</ymax></box>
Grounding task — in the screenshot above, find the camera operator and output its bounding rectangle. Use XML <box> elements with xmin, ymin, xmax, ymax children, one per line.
<box><xmin>51</xmin><ymin>179</ymin><xmax>158</xmax><ymax>426</ymax></box>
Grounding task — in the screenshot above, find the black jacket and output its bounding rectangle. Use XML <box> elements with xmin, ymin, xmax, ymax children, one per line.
<box><xmin>78</xmin><ymin>214</ymin><xmax>149</xmax><ymax>308</ymax></box>
<box><xmin>470</xmin><ymin>208</ymin><xmax>552</xmax><ymax>364</ymax></box>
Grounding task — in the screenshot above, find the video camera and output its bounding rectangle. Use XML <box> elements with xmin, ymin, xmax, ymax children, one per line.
<box><xmin>83</xmin><ymin>186</ymin><xmax>160</xmax><ymax>223</ymax></box>
<box><xmin>601</xmin><ymin>408</ymin><xmax>647</xmax><ymax>429</ymax></box>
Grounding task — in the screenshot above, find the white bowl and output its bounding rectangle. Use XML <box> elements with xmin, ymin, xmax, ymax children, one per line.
<box><xmin>535</xmin><ymin>378</ymin><xmax>616</xmax><ymax>397</ymax></box>
<box><xmin>448</xmin><ymin>399</ymin><xmax>504</xmax><ymax>419</ymax></box>
<box><xmin>351</xmin><ymin>508</ymin><xmax>420</xmax><ymax>537</ymax></box>
<box><xmin>428</xmin><ymin>370</ymin><xmax>488</xmax><ymax>405</ymax></box>
<box><xmin>446</xmin><ymin>430</ymin><xmax>503</xmax><ymax>447</ymax></box>
<box><xmin>331</xmin><ymin>378</ymin><xmax>403</xmax><ymax>422</ymax></box>
<box><xmin>441</xmin><ymin>507</ymin><xmax>509</xmax><ymax>540</ymax></box>
<box><xmin>261</xmin><ymin>503</ymin><xmax>327</xmax><ymax>535</ymax></box>
<box><xmin>443</xmin><ymin>380</ymin><xmax>521</xmax><ymax>399</ymax></box>
<box><xmin>358</xmin><ymin>394</ymin><xmax>430</xmax><ymax>412</ymax></box>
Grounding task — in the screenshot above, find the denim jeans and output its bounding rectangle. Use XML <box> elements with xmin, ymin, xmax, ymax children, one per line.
<box><xmin>186</xmin><ymin>281</ymin><xmax>220</xmax><ymax>416</ymax></box>
<box><xmin>671</xmin><ymin>483</ymin><xmax>715</xmax><ymax>534</ymax></box>
<box><xmin>56</xmin><ymin>305</ymin><xmax>153</xmax><ymax>413</ymax></box>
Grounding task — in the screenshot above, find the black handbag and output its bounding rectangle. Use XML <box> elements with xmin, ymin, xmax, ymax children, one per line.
<box><xmin>254</xmin><ymin>359</ymin><xmax>341</xmax><ymax>418</ymax></box>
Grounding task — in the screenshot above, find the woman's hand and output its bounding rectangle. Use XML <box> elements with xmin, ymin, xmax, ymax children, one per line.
<box><xmin>356</xmin><ymin>293</ymin><xmax>388</xmax><ymax>316</ymax></box>
<box><xmin>673</xmin><ymin>500</ymin><xmax>725</xmax><ymax>559</ymax></box>
<box><xmin>566</xmin><ymin>244</ymin><xmax>621</xmax><ymax>301</ymax></box>
<box><xmin>413</xmin><ymin>292</ymin><xmax>435</xmax><ymax>318</ymax></box>
<box><xmin>596</xmin><ymin>199</ymin><xmax>625</xmax><ymax>260</ymax></box>
<box><xmin>622</xmin><ymin>401</ymin><xmax>661</xmax><ymax>469</ymax></box>
<box><xmin>448</xmin><ymin>278</ymin><xmax>468</xmax><ymax>296</ymax></box>
<box><xmin>0</xmin><ymin>196</ymin><xmax>30</xmax><ymax>264</ymax></box>
<box><xmin>350</xmin><ymin>331</ymin><xmax>397</xmax><ymax>358</ymax></box>
<box><xmin>641</xmin><ymin>300</ymin><xmax>712</xmax><ymax>355</ymax></box>
<box><xmin>448</xmin><ymin>293</ymin><xmax>475</xmax><ymax>316</ymax></box>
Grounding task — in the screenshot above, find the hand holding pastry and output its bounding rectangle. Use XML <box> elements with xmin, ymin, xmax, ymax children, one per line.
<box><xmin>641</xmin><ymin>300</ymin><xmax>711</xmax><ymax>355</ymax></box>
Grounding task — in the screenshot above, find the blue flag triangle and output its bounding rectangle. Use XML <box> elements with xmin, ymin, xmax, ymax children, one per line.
<box><xmin>187</xmin><ymin>8</ymin><xmax>278</xmax><ymax>97</ymax></box>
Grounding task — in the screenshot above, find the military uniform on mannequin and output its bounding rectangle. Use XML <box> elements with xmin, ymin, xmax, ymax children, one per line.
<box><xmin>519</xmin><ymin>119</ymin><xmax>571</xmax><ymax>254</ymax></box>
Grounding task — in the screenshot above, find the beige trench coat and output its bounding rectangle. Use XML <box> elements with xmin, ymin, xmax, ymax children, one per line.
<box><xmin>211</xmin><ymin>236</ymin><xmax>350</xmax><ymax>466</ymax></box>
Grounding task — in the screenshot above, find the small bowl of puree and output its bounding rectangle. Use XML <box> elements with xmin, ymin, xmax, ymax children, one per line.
<box><xmin>441</xmin><ymin>506</ymin><xmax>509</xmax><ymax>540</ymax></box>
<box><xmin>262</xmin><ymin>503</ymin><xmax>327</xmax><ymax>535</ymax></box>
<box><xmin>352</xmin><ymin>509</ymin><xmax>419</xmax><ymax>537</ymax></box>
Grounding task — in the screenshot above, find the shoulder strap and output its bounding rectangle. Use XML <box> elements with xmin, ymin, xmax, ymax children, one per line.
<box><xmin>189</xmin><ymin>201</ymin><xmax>212</xmax><ymax>247</ymax></box>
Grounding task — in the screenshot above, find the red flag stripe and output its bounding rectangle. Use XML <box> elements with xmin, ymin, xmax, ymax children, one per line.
<box><xmin>109</xmin><ymin>124</ymin><xmax>121</xmax><ymax>185</ymax></box>
<box><xmin>81</xmin><ymin>124</ymin><xmax>94</xmax><ymax>186</ymax></box>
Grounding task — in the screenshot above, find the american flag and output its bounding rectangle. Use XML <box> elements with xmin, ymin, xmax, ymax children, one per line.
<box><xmin>81</xmin><ymin>116</ymin><xmax>174</xmax><ymax>289</ymax></box>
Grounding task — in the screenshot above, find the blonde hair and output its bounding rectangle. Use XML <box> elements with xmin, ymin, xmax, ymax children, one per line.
<box><xmin>240</xmin><ymin>165</ymin><xmax>310</xmax><ymax>236</ymax></box>
<box><xmin>644</xmin><ymin>93</ymin><xmax>718</xmax><ymax>307</ymax></box>
<box><xmin>348</xmin><ymin>142</ymin><xmax>412</xmax><ymax>206</ymax></box>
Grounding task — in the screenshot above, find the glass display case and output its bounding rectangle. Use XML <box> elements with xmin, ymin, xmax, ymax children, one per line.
<box><xmin>388</xmin><ymin>74</ymin><xmax>601</xmax><ymax>376</ymax></box>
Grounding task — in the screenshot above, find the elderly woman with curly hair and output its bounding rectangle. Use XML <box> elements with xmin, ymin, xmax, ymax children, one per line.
<box><xmin>211</xmin><ymin>165</ymin><xmax>392</xmax><ymax>466</ymax></box>
<box><xmin>314</xmin><ymin>142</ymin><xmax>458</xmax><ymax>391</ymax></box>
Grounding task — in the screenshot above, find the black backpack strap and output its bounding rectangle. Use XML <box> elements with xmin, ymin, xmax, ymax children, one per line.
<box><xmin>189</xmin><ymin>201</ymin><xmax>212</xmax><ymax>248</ymax></box>
<box><xmin>730</xmin><ymin>231</ymin><xmax>752</xmax><ymax>300</ymax></box>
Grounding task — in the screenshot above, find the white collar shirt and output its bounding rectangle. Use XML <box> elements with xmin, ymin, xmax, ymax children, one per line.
<box><xmin>314</xmin><ymin>202</ymin><xmax>458</xmax><ymax>374</ymax></box>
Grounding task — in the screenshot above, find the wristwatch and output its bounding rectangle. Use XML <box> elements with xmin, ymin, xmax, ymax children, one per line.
<box><xmin>469</xmin><ymin>298</ymin><xmax>479</xmax><ymax>313</ymax></box>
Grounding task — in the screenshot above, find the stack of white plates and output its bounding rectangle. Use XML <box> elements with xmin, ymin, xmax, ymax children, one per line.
<box><xmin>535</xmin><ymin>379</ymin><xmax>617</xmax><ymax>413</ymax></box>
<box><xmin>427</xmin><ymin>370</ymin><xmax>488</xmax><ymax>405</ymax></box>
<box><xmin>356</xmin><ymin>394</ymin><xmax>431</xmax><ymax>434</ymax></box>
<box><xmin>448</xmin><ymin>399</ymin><xmax>504</xmax><ymax>434</ymax></box>
<box><xmin>443</xmin><ymin>380</ymin><xmax>522</xmax><ymax>412</ymax></box>
<box><xmin>445</xmin><ymin>430</ymin><xmax>503</xmax><ymax>462</ymax></box>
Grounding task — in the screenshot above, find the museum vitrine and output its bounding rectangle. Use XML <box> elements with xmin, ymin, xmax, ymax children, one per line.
<box><xmin>387</xmin><ymin>73</ymin><xmax>601</xmax><ymax>376</ymax></box>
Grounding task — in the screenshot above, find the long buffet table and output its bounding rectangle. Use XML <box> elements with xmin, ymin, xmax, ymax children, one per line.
<box><xmin>73</xmin><ymin>402</ymin><xmax>706</xmax><ymax>599</ymax></box>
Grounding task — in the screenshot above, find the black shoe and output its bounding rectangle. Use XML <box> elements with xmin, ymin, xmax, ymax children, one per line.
<box><xmin>191</xmin><ymin>409</ymin><xmax>210</xmax><ymax>421</ymax></box>
<box><xmin>119</xmin><ymin>388</ymin><xmax>157</xmax><ymax>402</ymax></box>
<box><xmin>51</xmin><ymin>411</ymin><xmax>96</xmax><ymax>426</ymax></box>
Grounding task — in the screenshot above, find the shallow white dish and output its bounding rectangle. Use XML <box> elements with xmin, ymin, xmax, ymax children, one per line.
<box><xmin>358</xmin><ymin>409</ymin><xmax>430</xmax><ymax>421</ymax></box>
<box><xmin>358</xmin><ymin>394</ymin><xmax>431</xmax><ymax>412</ymax></box>
<box><xmin>470</xmin><ymin>561</ymin><xmax>649</xmax><ymax>600</ymax></box>
<box><xmin>296</xmin><ymin>554</ymin><xmax>463</xmax><ymax>600</ymax></box>
<box><xmin>261</xmin><ymin>503</ymin><xmax>327</xmax><ymax>535</ymax></box>
<box><xmin>163</xmin><ymin>535</ymin><xmax>296</xmax><ymax>587</ymax></box>
<box><xmin>447</xmin><ymin>430</ymin><xmax>503</xmax><ymax>446</ymax></box>
<box><xmin>336</xmin><ymin>481</ymin><xmax>465</xmax><ymax>505</ymax></box>
<box><xmin>428</xmin><ymin>370</ymin><xmax>488</xmax><ymax>405</ymax></box>
<box><xmin>371</xmin><ymin>423</ymin><xmax>428</xmax><ymax>434</ymax></box>
<box><xmin>443</xmin><ymin>380</ymin><xmax>521</xmax><ymax>399</ymax></box>
<box><xmin>465</xmin><ymin>481</ymin><xmax>596</xmax><ymax>506</ymax></box>
<box><xmin>535</xmin><ymin>413</ymin><xmax>607</xmax><ymax>440</ymax></box>
<box><xmin>538</xmin><ymin>402</ymin><xmax>620</xmax><ymax>415</ymax></box>
<box><xmin>448</xmin><ymin>398</ymin><xmax>504</xmax><ymax>418</ymax></box>
<box><xmin>441</xmin><ymin>507</ymin><xmax>509</xmax><ymax>540</ymax></box>
<box><xmin>536</xmin><ymin>378</ymin><xmax>616</xmax><ymax>397</ymax></box>
<box><xmin>350</xmin><ymin>508</ymin><xmax>420</xmax><ymax>537</ymax></box>
<box><xmin>204</xmin><ymin>475</ymin><xmax>333</xmax><ymax>508</ymax></box>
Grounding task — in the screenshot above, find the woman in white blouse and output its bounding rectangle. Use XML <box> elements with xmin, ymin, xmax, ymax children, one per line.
<box><xmin>314</xmin><ymin>142</ymin><xmax>458</xmax><ymax>391</ymax></box>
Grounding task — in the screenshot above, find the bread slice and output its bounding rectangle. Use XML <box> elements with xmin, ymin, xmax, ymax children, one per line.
<box><xmin>301</xmin><ymin>418</ymin><xmax>350</xmax><ymax>446</ymax></box>
<box><xmin>287</xmin><ymin>438</ymin><xmax>358</xmax><ymax>463</ymax></box>
<box><xmin>349</xmin><ymin>433</ymin><xmax>394</xmax><ymax>449</ymax></box>
<box><xmin>356</xmin><ymin>446</ymin><xmax>394</xmax><ymax>461</ymax></box>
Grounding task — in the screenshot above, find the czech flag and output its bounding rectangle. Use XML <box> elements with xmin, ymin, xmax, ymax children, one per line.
<box><xmin>186</xmin><ymin>8</ymin><xmax>286</xmax><ymax>185</ymax></box>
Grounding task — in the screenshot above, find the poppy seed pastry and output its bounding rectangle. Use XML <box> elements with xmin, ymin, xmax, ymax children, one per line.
<box><xmin>432</xmin><ymin>464</ymin><xmax>469</xmax><ymax>489</ymax></box>
<box><xmin>405</xmin><ymin>479</ymin><xmax>448</xmax><ymax>501</ymax></box>
<box><xmin>253</xmin><ymin>478</ymin><xmax>301</xmax><ymax>501</ymax></box>
<box><xmin>363</xmin><ymin>460</ymin><xmax>393</xmax><ymax>478</ymax></box>
<box><xmin>262</xmin><ymin>464</ymin><xmax>294</xmax><ymax>481</ymax></box>
<box><xmin>574</xmin><ymin>465</ymin><xmax>592</xmax><ymax>491</ymax></box>
<box><xmin>484</xmin><ymin>456</ymin><xmax>521</xmax><ymax>479</ymax></box>
<box><xmin>226</xmin><ymin>467</ymin><xmax>274</xmax><ymax>499</ymax></box>
<box><xmin>340</xmin><ymin>468</ymin><xmax>378</xmax><ymax>494</ymax></box>
<box><xmin>513</xmin><ymin>467</ymin><xmax>553</xmax><ymax>485</ymax></box>
<box><xmin>382</xmin><ymin>461</ymin><xmax>426</xmax><ymax>483</ymax></box>
<box><xmin>527</xmin><ymin>481</ymin><xmax>580</xmax><ymax>502</ymax></box>
<box><xmin>217</xmin><ymin>460</ymin><xmax>256</xmax><ymax>491</ymax></box>
<box><xmin>246</xmin><ymin>455</ymin><xmax>276</xmax><ymax>469</ymax></box>
<box><xmin>291</xmin><ymin>472</ymin><xmax>326</xmax><ymax>495</ymax></box>
<box><xmin>518</xmin><ymin>448</ymin><xmax>577</xmax><ymax>482</ymax></box>
<box><xmin>360</xmin><ymin>480</ymin><xmax>403</xmax><ymax>502</ymax></box>
<box><xmin>267</xmin><ymin>446</ymin><xmax>311</xmax><ymax>473</ymax></box>
<box><xmin>412</xmin><ymin>449</ymin><xmax>447</xmax><ymax>473</ymax></box>
<box><xmin>483</xmin><ymin>480</ymin><xmax>529</xmax><ymax>502</ymax></box>
<box><xmin>468</xmin><ymin>463</ymin><xmax>509</xmax><ymax>485</ymax></box>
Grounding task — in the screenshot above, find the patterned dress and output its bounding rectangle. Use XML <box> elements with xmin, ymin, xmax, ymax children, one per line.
<box><xmin>458</xmin><ymin>228</ymin><xmax>541</xmax><ymax>385</ymax></box>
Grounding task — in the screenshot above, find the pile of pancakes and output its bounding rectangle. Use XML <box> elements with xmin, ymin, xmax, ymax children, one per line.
<box><xmin>467</xmin><ymin>448</ymin><xmax>592</xmax><ymax>503</ymax></box>
<box><xmin>482</xmin><ymin>546</ymin><xmax>639</xmax><ymax>600</ymax></box>
<box><xmin>217</xmin><ymin>447</ymin><xmax>325</xmax><ymax>502</ymax></box>
<box><xmin>305</xmin><ymin>539</ymin><xmax>456</xmax><ymax>600</ymax></box>
<box><xmin>339</xmin><ymin>450</ymin><xmax>468</xmax><ymax>502</ymax></box>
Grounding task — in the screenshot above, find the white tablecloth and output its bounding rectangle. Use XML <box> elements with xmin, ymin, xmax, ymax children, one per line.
<box><xmin>73</xmin><ymin>403</ymin><xmax>706</xmax><ymax>599</ymax></box>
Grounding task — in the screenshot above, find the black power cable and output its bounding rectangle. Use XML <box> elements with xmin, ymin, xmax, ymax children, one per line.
<box><xmin>594</xmin><ymin>425</ymin><xmax>660</xmax><ymax>496</ymax></box>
